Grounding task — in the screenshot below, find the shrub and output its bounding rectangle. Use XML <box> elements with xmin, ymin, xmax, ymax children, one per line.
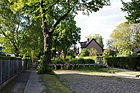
<box><xmin>104</xmin><ymin>56</ymin><xmax>140</xmax><ymax>70</ymax></box>
<box><xmin>117</xmin><ymin>50</ymin><xmax>132</xmax><ymax>57</ymax></box>
<box><xmin>52</xmin><ymin>58</ymin><xmax>95</xmax><ymax>64</ymax></box>
<box><xmin>103</xmin><ymin>49</ymin><xmax>116</xmax><ymax>57</ymax></box>
<box><xmin>80</xmin><ymin>48</ymin><xmax>90</xmax><ymax>57</ymax></box>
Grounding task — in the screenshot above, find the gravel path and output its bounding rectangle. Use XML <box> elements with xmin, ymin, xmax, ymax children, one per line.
<box><xmin>55</xmin><ymin>70</ymin><xmax>140</xmax><ymax>93</ymax></box>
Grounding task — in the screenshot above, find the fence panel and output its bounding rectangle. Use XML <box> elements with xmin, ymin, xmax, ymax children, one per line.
<box><xmin>0</xmin><ymin>57</ymin><xmax>25</xmax><ymax>85</ymax></box>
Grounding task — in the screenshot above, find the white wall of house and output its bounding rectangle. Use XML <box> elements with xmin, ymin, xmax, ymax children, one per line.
<box><xmin>76</xmin><ymin>43</ymin><xmax>82</xmax><ymax>54</ymax></box>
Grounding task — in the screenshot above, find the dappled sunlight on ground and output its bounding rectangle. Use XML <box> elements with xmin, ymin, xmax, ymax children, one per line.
<box><xmin>54</xmin><ymin>70</ymin><xmax>140</xmax><ymax>79</ymax></box>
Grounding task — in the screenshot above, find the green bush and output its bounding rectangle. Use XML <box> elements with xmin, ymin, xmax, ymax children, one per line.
<box><xmin>80</xmin><ymin>49</ymin><xmax>90</xmax><ymax>57</ymax></box>
<box><xmin>117</xmin><ymin>50</ymin><xmax>132</xmax><ymax>57</ymax></box>
<box><xmin>51</xmin><ymin>58</ymin><xmax>95</xmax><ymax>70</ymax></box>
<box><xmin>103</xmin><ymin>49</ymin><xmax>116</xmax><ymax>57</ymax></box>
<box><xmin>52</xmin><ymin>58</ymin><xmax>95</xmax><ymax>64</ymax></box>
<box><xmin>104</xmin><ymin>56</ymin><xmax>140</xmax><ymax>70</ymax></box>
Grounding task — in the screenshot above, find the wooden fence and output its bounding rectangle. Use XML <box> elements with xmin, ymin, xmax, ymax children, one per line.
<box><xmin>0</xmin><ymin>58</ymin><xmax>26</xmax><ymax>85</ymax></box>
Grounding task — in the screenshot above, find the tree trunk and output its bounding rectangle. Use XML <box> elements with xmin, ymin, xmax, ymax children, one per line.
<box><xmin>15</xmin><ymin>47</ymin><xmax>19</xmax><ymax>57</ymax></box>
<box><xmin>43</xmin><ymin>33</ymin><xmax>52</xmax><ymax>65</ymax></box>
<box><xmin>40</xmin><ymin>1</ymin><xmax>52</xmax><ymax>66</ymax></box>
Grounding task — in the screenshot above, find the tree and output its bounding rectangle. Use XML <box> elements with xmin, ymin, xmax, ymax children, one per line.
<box><xmin>80</xmin><ymin>48</ymin><xmax>89</xmax><ymax>57</ymax></box>
<box><xmin>103</xmin><ymin>49</ymin><xmax>116</xmax><ymax>57</ymax></box>
<box><xmin>21</xmin><ymin>19</ymin><xmax>44</xmax><ymax>58</ymax></box>
<box><xmin>9</xmin><ymin>0</ymin><xmax>110</xmax><ymax>67</ymax></box>
<box><xmin>86</xmin><ymin>34</ymin><xmax>104</xmax><ymax>48</ymax></box>
<box><xmin>0</xmin><ymin>0</ymin><xmax>25</xmax><ymax>56</ymax></box>
<box><xmin>121</xmin><ymin>0</ymin><xmax>140</xmax><ymax>23</ymax></box>
<box><xmin>0</xmin><ymin>0</ymin><xmax>44</xmax><ymax>58</ymax></box>
<box><xmin>52</xmin><ymin>15</ymin><xmax>81</xmax><ymax>58</ymax></box>
<box><xmin>110</xmin><ymin>22</ymin><xmax>140</xmax><ymax>52</ymax></box>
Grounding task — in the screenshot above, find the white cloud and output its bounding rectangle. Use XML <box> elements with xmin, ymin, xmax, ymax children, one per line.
<box><xmin>75</xmin><ymin>0</ymin><xmax>129</xmax><ymax>48</ymax></box>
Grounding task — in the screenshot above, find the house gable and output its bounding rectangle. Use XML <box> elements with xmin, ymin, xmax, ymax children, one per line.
<box><xmin>86</xmin><ymin>39</ymin><xmax>103</xmax><ymax>55</ymax></box>
<box><xmin>79</xmin><ymin>39</ymin><xmax>103</xmax><ymax>55</ymax></box>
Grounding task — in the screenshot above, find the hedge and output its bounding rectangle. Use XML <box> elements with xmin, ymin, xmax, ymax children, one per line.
<box><xmin>104</xmin><ymin>56</ymin><xmax>140</xmax><ymax>70</ymax></box>
<box><xmin>51</xmin><ymin>58</ymin><xmax>95</xmax><ymax>64</ymax></box>
<box><xmin>0</xmin><ymin>56</ymin><xmax>21</xmax><ymax>60</ymax></box>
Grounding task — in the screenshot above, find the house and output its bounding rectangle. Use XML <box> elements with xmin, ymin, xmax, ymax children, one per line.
<box><xmin>77</xmin><ymin>39</ymin><xmax>103</xmax><ymax>56</ymax></box>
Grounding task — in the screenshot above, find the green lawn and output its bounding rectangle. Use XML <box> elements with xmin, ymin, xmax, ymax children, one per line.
<box><xmin>40</xmin><ymin>74</ymin><xmax>73</xmax><ymax>93</ymax></box>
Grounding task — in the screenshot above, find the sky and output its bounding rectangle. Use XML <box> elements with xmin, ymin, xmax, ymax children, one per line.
<box><xmin>75</xmin><ymin>0</ymin><xmax>130</xmax><ymax>48</ymax></box>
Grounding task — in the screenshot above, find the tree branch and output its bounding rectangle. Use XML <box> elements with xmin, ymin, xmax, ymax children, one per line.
<box><xmin>49</xmin><ymin>3</ymin><xmax>77</xmax><ymax>34</ymax></box>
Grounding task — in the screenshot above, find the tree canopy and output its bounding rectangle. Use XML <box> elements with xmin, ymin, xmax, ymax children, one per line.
<box><xmin>8</xmin><ymin>0</ymin><xmax>110</xmax><ymax>72</ymax></box>
<box><xmin>121</xmin><ymin>0</ymin><xmax>140</xmax><ymax>23</ymax></box>
<box><xmin>110</xmin><ymin>22</ymin><xmax>140</xmax><ymax>52</ymax></box>
<box><xmin>0</xmin><ymin>0</ymin><xmax>24</xmax><ymax>56</ymax></box>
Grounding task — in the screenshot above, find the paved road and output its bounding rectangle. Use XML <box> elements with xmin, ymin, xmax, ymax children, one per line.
<box><xmin>55</xmin><ymin>70</ymin><xmax>140</xmax><ymax>93</ymax></box>
<box><xmin>24</xmin><ymin>70</ymin><xmax>45</xmax><ymax>93</ymax></box>
<box><xmin>1</xmin><ymin>70</ymin><xmax>30</xmax><ymax>93</ymax></box>
<box><xmin>0</xmin><ymin>70</ymin><xmax>45</xmax><ymax>93</ymax></box>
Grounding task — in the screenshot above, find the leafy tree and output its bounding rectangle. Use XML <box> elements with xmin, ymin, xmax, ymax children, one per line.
<box><xmin>86</xmin><ymin>34</ymin><xmax>104</xmax><ymax>48</ymax></box>
<box><xmin>0</xmin><ymin>0</ymin><xmax>25</xmax><ymax>56</ymax></box>
<box><xmin>21</xmin><ymin>19</ymin><xmax>44</xmax><ymax>58</ymax></box>
<box><xmin>52</xmin><ymin>15</ymin><xmax>81</xmax><ymax>58</ymax></box>
<box><xmin>117</xmin><ymin>49</ymin><xmax>132</xmax><ymax>57</ymax></box>
<box><xmin>0</xmin><ymin>0</ymin><xmax>43</xmax><ymax>58</ymax></box>
<box><xmin>9</xmin><ymin>0</ymin><xmax>110</xmax><ymax>67</ymax></box>
<box><xmin>110</xmin><ymin>22</ymin><xmax>140</xmax><ymax>52</ymax></box>
<box><xmin>80</xmin><ymin>48</ymin><xmax>89</xmax><ymax>57</ymax></box>
<box><xmin>106</xmin><ymin>39</ymin><xmax>113</xmax><ymax>49</ymax></box>
<box><xmin>121</xmin><ymin>0</ymin><xmax>140</xmax><ymax>23</ymax></box>
<box><xmin>103</xmin><ymin>49</ymin><xmax>116</xmax><ymax>57</ymax></box>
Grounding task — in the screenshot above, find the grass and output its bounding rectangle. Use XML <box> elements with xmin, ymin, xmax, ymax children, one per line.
<box><xmin>120</xmin><ymin>72</ymin><xmax>140</xmax><ymax>76</ymax></box>
<box><xmin>40</xmin><ymin>73</ymin><xmax>73</xmax><ymax>93</ymax></box>
<box><xmin>74</xmin><ymin>66</ymin><xmax>122</xmax><ymax>73</ymax></box>
<box><xmin>82</xmin><ymin>56</ymin><xmax>96</xmax><ymax>60</ymax></box>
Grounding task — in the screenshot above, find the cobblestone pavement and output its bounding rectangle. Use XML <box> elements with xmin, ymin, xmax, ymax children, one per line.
<box><xmin>55</xmin><ymin>70</ymin><xmax>140</xmax><ymax>93</ymax></box>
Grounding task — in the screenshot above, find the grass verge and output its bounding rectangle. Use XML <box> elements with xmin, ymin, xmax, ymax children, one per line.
<box><xmin>74</xmin><ymin>66</ymin><xmax>122</xmax><ymax>73</ymax></box>
<box><xmin>40</xmin><ymin>73</ymin><xmax>73</xmax><ymax>93</ymax></box>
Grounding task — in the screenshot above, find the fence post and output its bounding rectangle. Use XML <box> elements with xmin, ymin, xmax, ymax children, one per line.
<box><xmin>0</xmin><ymin>59</ymin><xmax>2</xmax><ymax>84</ymax></box>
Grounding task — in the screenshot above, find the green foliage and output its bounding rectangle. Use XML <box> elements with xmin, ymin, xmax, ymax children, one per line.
<box><xmin>37</xmin><ymin>64</ymin><xmax>45</xmax><ymax>74</ymax></box>
<box><xmin>117</xmin><ymin>49</ymin><xmax>132</xmax><ymax>57</ymax></box>
<box><xmin>52</xmin><ymin>15</ymin><xmax>81</xmax><ymax>57</ymax></box>
<box><xmin>0</xmin><ymin>56</ymin><xmax>21</xmax><ymax>60</ymax></box>
<box><xmin>8</xmin><ymin>0</ymin><xmax>110</xmax><ymax>65</ymax></box>
<box><xmin>0</xmin><ymin>0</ymin><xmax>43</xmax><ymax>58</ymax></box>
<box><xmin>104</xmin><ymin>56</ymin><xmax>140</xmax><ymax>70</ymax></box>
<box><xmin>37</xmin><ymin>55</ymin><xmax>53</xmax><ymax>74</ymax></box>
<box><xmin>121</xmin><ymin>0</ymin><xmax>140</xmax><ymax>23</ymax></box>
<box><xmin>25</xmin><ymin>59</ymin><xmax>32</xmax><ymax>69</ymax></box>
<box><xmin>103</xmin><ymin>49</ymin><xmax>116</xmax><ymax>57</ymax></box>
<box><xmin>80</xmin><ymin>48</ymin><xmax>90</xmax><ymax>57</ymax></box>
<box><xmin>51</xmin><ymin>58</ymin><xmax>95</xmax><ymax>64</ymax></box>
<box><xmin>0</xmin><ymin>0</ymin><xmax>24</xmax><ymax>56</ymax></box>
<box><xmin>110</xmin><ymin>23</ymin><xmax>140</xmax><ymax>53</ymax></box>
